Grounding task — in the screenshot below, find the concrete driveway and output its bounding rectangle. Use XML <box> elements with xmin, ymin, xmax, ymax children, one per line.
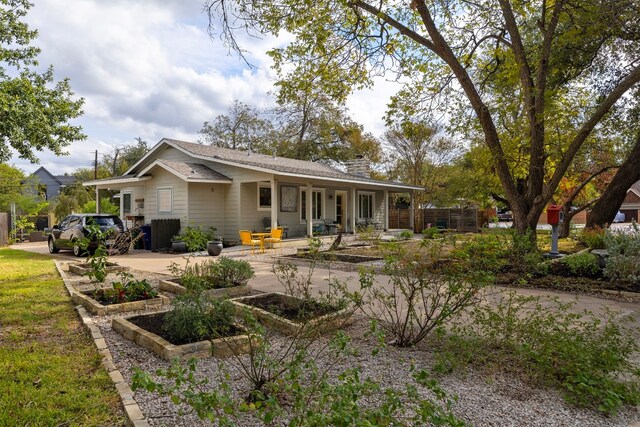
<box><xmin>13</xmin><ymin>241</ymin><xmax>640</xmax><ymax>323</ymax></box>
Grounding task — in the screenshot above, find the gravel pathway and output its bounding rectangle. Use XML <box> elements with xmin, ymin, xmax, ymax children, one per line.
<box><xmin>60</xmin><ymin>262</ymin><xmax>640</xmax><ymax>426</ymax></box>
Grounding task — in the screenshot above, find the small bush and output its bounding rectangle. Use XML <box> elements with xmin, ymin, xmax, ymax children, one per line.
<box><xmin>94</xmin><ymin>272</ymin><xmax>157</xmax><ymax>304</ymax></box>
<box><xmin>173</xmin><ymin>225</ymin><xmax>217</xmax><ymax>252</ymax></box>
<box><xmin>561</xmin><ymin>252</ymin><xmax>600</xmax><ymax>277</ymax></box>
<box><xmin>162</xmin><ymin>293</ymin><xmax>235</xmax><ymax>344</ymax></box>
<box><xmin>398</xmin><ymin>230</ymin><xmax>413</xmax><ymax>240</ymax></box>
<box><xmin>604</xmin><ymin>223</ymin><xmax>640</xmax><ymax>285</ymax></box>
<box><xmin>579</xmin><ymin>226</ymin><xmax>606</xmax><ymax>249</ymax></box>
<box><xmin>435</xmin><ymin>292</ymin><xmax>640</xmax><ymax>415</ymax></box>
<box><xmin>422</xmin><ymin>227</ymin><xmax>439</xmax><ymax>239</ymax></box>
<box><xmin>169</xmin><ymin>257</ymin><xmax>254</xmax><ymax>290</ymax></box>
<box><xmin>351</xmin><ymin>239</ymin><xmax>490</xmax><ymax>347</ymax></box>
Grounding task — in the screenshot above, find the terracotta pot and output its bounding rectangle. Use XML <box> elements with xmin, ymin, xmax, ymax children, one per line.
<box><xmin>207</xmin><ymin>240</ymin><xmax>223</xmax><ymax>256</ymax></box>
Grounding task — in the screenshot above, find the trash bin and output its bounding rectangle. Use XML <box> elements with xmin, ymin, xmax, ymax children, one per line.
<box><xmin>140</xmin><ymin>224</ymin><xmax>152</xmax><ymax>250</ymax></box>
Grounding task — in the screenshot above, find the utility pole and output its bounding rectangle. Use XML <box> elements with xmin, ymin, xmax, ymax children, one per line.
<box><xmin>94</xmin><ymin>150</ymin><xmax>98</xmax><ymax>180</ymax></box>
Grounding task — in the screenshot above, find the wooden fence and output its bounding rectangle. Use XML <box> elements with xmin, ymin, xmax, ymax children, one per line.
<box><xmin>388</xmin><ymin>207</ymin><xmax>494</xmax><ymax>233</ymax></box>
<box><xmin>0</xmin><ymin>213</ymin><xmax>8</xmax><ymax>247</ymax></box>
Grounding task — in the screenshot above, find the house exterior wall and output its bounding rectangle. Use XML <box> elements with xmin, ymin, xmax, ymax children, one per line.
<box><xmin>32</xmin><ymin>169</ymin><xmax>62</xmax><ymax>200</ymax></box>
<box><xmin>187</xmin><ymin>182</ymin><xmax>226</xmax><ymax>236</ymax></box>
<box><xmin>143</xmin><ymin>168</ymin><xmax>188</xmax><ymax>228</ymax></box>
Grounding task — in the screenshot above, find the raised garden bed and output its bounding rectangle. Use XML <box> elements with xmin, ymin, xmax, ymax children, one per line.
<box><xmin>68</xmin><ymin>262</ymin><xmax>130</xmax><ymax>276</ymax></box>
<box><xmin>231</xmin><ymin>292</ymin><xmax>353</xmax><ymax>336</ymax></box>
<box><xmin>112</xmin><ymin>311</ymin><xmax>251</xmax><ymax>360</ymax></box>
<box><xmin>72</xmin><ymin>289</ymin><xmax>169</xmax><ymax>316</ymax></box>
<box><xmin>158</xmin><ymin>278</ymin><xmax>251</xmax><ymax>298</ymax></box>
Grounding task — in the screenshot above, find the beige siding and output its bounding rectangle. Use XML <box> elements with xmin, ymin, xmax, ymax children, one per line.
<box><xmin>187</xmin><ymin>183</ymin><xmax>226</xmax><ymax>236</ymax></box>
<box><xmin>144</xmin><ymin>168</ymin><xmax>188</xmax><ymax>228</ymax></box>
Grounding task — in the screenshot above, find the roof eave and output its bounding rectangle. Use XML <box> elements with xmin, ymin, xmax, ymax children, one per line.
<box><xmin>83</xmin><ymin>176</ymin><xmax>151</xmax><ymax>187</ymax></box>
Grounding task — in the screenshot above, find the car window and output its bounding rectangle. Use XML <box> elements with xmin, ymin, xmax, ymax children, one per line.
<box><xmin>68</xmin><ymin>217</ymin><xmax>81</xmax><ymax>227</ymax></box>
<box><xmin>87</xmin><ymin>216</ymin><xmax>121</xmax><ymax>226</ymax></box>
<box><xmin>59</xmin><ymin>217</ymin><xmax>71</xmax><ymax>229</ymax></box>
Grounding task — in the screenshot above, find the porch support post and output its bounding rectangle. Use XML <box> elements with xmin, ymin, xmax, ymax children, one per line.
<box><xmin>95</xmin><ymin>187</ymin><xmax>101</xmax><ymax>213</ymax></box>
<box><xmin>270</xmin><ymin>178</ymin><xmax>278</xmax><ymax>232</ymax></box>
<box><xmin>383</xmin><ymin>189</ymin><xmax>389</xmax><ymax>231</ymax></box>
<box><xmin>409</xmin><ymin>190</ymin><xmax>415</xmax><ymax>231</ymax></box>
<box><xmin>351</xmin><ymin>187</ymin><xmax>356</xmax><ymax>234</ymax></box>
<box><xmin>306</xmin><ymin>183</ymin><xmax>313</xmax><ymax>237</ymax></box>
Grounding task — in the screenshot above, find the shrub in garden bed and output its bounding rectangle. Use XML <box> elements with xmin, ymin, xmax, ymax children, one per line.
<box><xmin>434</xmin><ymin>291</ymin><xmax>640</xmax><ymax>415</ymax></box>
<box><xmin>167</xmin><ymin>256</ymin><xmax>254</xmax><ymax>291</ymax></box>
<box><xmin>91</xmin><ymin>272</ymin><xmax>157</xmax><ymax>305</ymax></box>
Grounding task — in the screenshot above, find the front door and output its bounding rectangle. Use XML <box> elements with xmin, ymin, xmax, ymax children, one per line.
<box><xmin>335</xmin><ymin>191</ymin><xmax>347</xmax><ymax>232</ymax></box>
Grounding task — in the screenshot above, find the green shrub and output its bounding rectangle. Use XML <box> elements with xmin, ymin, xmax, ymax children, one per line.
<box><xmin>173</xmin><ymin>225</ymin><xmax>217</xmax><ymax>252</ymax></box>
<box><xmin>162</xmin><ymin>293</ymin><xmax>235</xmax><ymax>344</ymax></box>
<box><xmin>422</xmin><ymin>227</ymin><xmax>439</xmax><ymax>239</ymax></box>
<box><xmin>398</xmin><ymin>230</ymin><xmax>413</xmax><ymax>240</ymax></box>
<box><xmin>604</xmin><ymin>223</ymin><xmax>640</xmax><ymax>285</ymax></box>
<box><xmin>579</xmin><ymin>226</ymin><xmax>606</xmax><ymax>249</ymax></box>
<box><xmin>94</xmin><ymin>272</ymin><xmax>157</xmax><ymax>304</ymax></box>
<box><xmin>561</xmin><ymin>252</ymin><xmax>600</xmax><ymax>277</ymax></box>
<box><xmin>435</xmin><ymin>292</ymin><xmax>640</xmax><ymax>415</ymax></box>
<box><xmin>169</xmin><ymin>256</ymin><xmax>255</xmax><ymax>290</ymax></box>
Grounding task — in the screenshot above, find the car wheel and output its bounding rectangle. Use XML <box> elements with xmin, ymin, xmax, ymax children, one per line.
<box><xmin>72</xmin><ymin>241</ymin><xmax>83</xmax><ymax>257</ymax></box>
<box><xmin>48</xmin><ymin>237</ymin><xmax>59</xmax><ymax>253</ymax></box>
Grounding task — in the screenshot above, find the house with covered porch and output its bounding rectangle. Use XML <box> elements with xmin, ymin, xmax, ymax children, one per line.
<box><xmin>83</xmin><ymin>138</ymin><xmax>420</xmax><ymax>242</ymax></box>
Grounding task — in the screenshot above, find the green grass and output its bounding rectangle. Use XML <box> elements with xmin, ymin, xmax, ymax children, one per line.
<box><xmin>0</xmin><ymin>248</ymin><xmax>126</xmax><ymax>426</ymax></box>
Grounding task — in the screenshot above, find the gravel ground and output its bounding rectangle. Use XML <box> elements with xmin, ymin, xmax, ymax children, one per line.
<box><xmin>61</xmin><ymin>262</ymin><xmax>640</xmax><ymax>426</ymax></box>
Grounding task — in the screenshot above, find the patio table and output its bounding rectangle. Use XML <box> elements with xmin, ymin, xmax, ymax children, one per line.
<box><xmin>251</xmin><ymin>232</ymin><xmax>271</xmax><ymax>253</ymax></box>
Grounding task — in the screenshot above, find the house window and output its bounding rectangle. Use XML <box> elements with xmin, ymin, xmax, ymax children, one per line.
<box><xmin>157</xmin><ymin>187</ymin><xmax>173</xmax><ymax>213</ymax></box>
<box><xmin>122</xmin><ymin>192</ymin><xmax>132</xmax><ymax>216</ymax></box>
<box><xmin>301</xmin><ymin>188</ymin><xmax>324</xmax><ymax>221</ymax></box>
<box><xmin>257</xmin><ymin>182</ymin><xmax>271</xmax><ymax>211</ymax></box>
<box><xmin>358</xmin><ymin>192</ymin><xmax>374</xmax><ymax>219</ymax></box>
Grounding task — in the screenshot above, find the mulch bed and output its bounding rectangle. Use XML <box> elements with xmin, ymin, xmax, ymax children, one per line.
<box><xmin>127</xmin><ymin>312</ymin><xmax>244</xmax><ymax>346</ymax></box>
<box><xmin>237</xmin><ymin>293</ymin><xmax>338</xmax><ymax>322</ymax></box>
<box><xmin>82</xmin><ymin>289</ymin><xmax>157</xmax><ymax>306</ymax></box>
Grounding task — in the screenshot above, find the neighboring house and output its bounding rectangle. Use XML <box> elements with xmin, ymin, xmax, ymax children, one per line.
<box><xmin>31</xmin><ymin>167</ymin><xmax>77</xmax><ymax>200</ymax></box>
<box><xmin>83</xmin><ymin>138</ymin><xmax>421</xmax><ymax>241</ymax></box>
<box><xmin>620</xmin><ymin>180</ymin><xmax>640</xmax><ymax>222</ymax></box>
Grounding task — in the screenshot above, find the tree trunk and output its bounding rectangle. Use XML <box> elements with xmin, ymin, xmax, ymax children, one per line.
<box><xmin>586</xmin><ymin>132</ymin><xmax>640</xmax><ymax>228</ymax></box>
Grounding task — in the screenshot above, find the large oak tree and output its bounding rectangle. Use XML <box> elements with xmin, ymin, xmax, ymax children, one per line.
<box><xmin>205</xmin><ymin>0</ymin><xmax>640</xmax><ymax>238</ymax></box>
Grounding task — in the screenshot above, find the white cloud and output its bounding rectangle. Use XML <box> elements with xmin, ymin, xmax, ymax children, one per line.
<box><xmin>13</xmin><ymin>0</ymin><xmax>396</xmax><ymax>174</ymax></box>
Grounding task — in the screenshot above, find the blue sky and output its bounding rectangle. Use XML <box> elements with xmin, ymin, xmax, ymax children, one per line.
<box><xmin>11</xmin><ymin>0</ymin><xmax>399</xmax><ymax>175</ymax></box>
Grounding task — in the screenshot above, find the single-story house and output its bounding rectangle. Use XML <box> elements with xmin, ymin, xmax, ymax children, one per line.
<box><xmin>620</xmin><ymin>180</ymin><xmax>640</xmax><ymax>222</ymax></box>
<box><xmin>83</xmin><ymin>138</ymin><xmax>421</xmax><ymax>242</ymax></box>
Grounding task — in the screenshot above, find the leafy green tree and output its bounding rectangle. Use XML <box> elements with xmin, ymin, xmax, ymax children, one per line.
<box><xmin>101</xmin><ymin>137</ymin><xmax>149</xmax><ymax>176</ymax></box>
<box><xmin>0</xmin><ymin>163</ymin><xmax>24</xmax><ymax>212</ymax></box>
<box><xmin>0</xmin><ymin>0</ymin><xmax>85</xmax><ymax>163</ymax></box>
<box><xmin>205</xmin><ymin>0</ymin><xmax>640</xmax><ymax>240</ymax></box>
<box><xmin>199</xmin><ymin>100</ymin><xmax>274</xmax><ymax>152</ymax></box>
<box><xmin>81</xmin><ymin>198</ymin><xmax>118</xmax><ymax>215</ymax></box>
<box><xmin>273</xmin><ymin>90</ymin><xmax>382</xmax><ymax>164</ymax></box>
<box><xmin>384</xmin><ymin>119</ymin><xmax>459</xmax><ymax>207</ymax></box>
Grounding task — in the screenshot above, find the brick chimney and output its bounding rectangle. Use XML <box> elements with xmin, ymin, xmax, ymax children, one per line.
<box><xmin>345</xmin><ymin>155</ymin><xmax>370</xmax><ymax>177</ymax></box>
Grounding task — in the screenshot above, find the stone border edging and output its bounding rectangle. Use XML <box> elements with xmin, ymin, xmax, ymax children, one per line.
<box><xmin>54</xmin><ymin>261</ymin><xmax>149</xmax><ymax>427</ymax></box>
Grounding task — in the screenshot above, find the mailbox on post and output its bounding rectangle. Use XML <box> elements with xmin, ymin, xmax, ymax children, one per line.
<box><xmin>547</xmin><ymin>204</ymin><xmax>562</xmax><ymax>225</ymax></box>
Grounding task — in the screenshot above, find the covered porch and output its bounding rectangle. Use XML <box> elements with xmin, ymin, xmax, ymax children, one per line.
<box><xmin>238</xmin><ymin>176</ymin><xmax>418</xmax><ymax>239</ymax></box>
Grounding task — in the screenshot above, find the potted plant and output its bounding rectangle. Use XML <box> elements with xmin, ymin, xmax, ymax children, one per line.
<box><xmin>207</xmin><ymin>231</ymin><xmax>223</xmax><ymax>256</ymax></box>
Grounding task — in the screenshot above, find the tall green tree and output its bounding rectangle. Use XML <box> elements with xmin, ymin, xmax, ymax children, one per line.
<box><xmin>0</xmin><ymin>0</ymin><xmax>85</xmax><ymax>163</ymax></box>
<box><xmin>199</xmin><ymin>100</ymin><xmax>274</xmax><ymax>153</ymax></box>
<box><xmin>102</xmin><ymin>137</ymin><xmax>149</xmax><ymax>176</ymax></box>
<box><xmin>205</xmin><ymin>0</ymin><xmax>640</xmax><ymax>239</ymax></box>
<box><xmin>384</xmin><ymin>119</ymin><xmax>459</xmax><ymax>207</ymax></box>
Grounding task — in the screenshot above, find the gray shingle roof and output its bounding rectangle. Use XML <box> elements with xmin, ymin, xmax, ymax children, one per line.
<box><xmin>165</xmin><ymin>138</ymin><xmax>414</xmax><ymax>188</ymax></box>
<box><xmin>155</xmin><ymin>159</ymin><xmax>231</xmax><ymax>182</ymax></box>
<box><xmin>630</xmin><ymin>180</ymin><xmax>640</xmax><ymax>195</ymax></box>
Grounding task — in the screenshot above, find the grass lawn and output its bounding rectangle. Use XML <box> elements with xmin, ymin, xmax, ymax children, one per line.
<box><xmin>0</xmin><ymin>248</ymin><xmax>126</xmax><ymax>426</ymax></box>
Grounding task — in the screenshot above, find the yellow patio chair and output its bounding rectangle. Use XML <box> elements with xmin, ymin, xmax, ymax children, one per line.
<box><xmin>264</xmin><ymin>227</ymin><xmax>284</xmax><ymax>253</ymax></box>
<box><xmin>239</xmin><ymin>230</ymin><xmax>261</xmax><ymax>255</ymax></box>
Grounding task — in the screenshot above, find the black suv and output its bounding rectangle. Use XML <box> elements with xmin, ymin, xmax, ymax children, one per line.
<box><xmin>48</xmin><ymin>214</ymin><xmax>125</xmax><ymax>256</ymax></box>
